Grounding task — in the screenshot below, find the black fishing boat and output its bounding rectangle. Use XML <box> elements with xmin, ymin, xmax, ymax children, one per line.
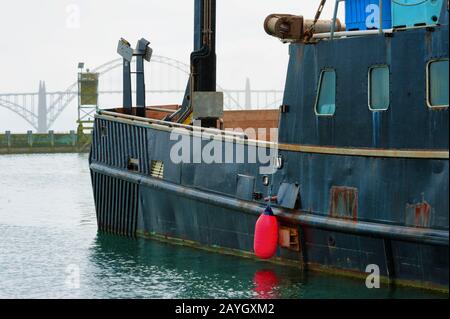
<box><xmin>89</xmin><ymin>0</ymin><xmax>449</xmax><ymax>291</ymax></box>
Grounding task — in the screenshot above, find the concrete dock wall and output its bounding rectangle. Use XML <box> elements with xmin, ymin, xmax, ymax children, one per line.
<box><xmin>0</xmin><ymin>131</ymin><xmax>92</xmax><ymax>154</ymax></box>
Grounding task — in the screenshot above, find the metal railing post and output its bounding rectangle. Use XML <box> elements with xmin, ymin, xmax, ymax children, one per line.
<box><xmin>27</xmin><ymin>130</ymin><xmax>33</xmax><ymax>147</ymax></box>
<box><xmin>6</xmin><ymin>131</ymin><xmax>11</xmax><ymax>147</ymax></box>
<box><xmin>331</xmin><ymin>0</ymin><xmax>343</xmax><ymax>40</ymax></box>
<box><xmin>379</xmin><ymin>0</ymin><xmax>383</xmax><ymax>34</ymax></box>
<box><xmin>70</xmin><ymin>130</ymin><xmax>76</xmax><ymax>146</ymax></box>
<box><xmin>49</xmin><ymin>130</ymin><xmax>54</xmax><ymax>147</ymax></box>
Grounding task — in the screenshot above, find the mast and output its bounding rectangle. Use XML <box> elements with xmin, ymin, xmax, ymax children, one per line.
<box><xmin>176</xmin><ymin>0</ymin><xmax>217</xmax><ymax>127</ymax></box>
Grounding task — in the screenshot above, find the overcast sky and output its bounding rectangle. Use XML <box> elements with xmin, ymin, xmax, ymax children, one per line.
<box><xmin>0</xmin><ymin>0</ymin><xmax>344</xmax><ymax>132</ymax></box>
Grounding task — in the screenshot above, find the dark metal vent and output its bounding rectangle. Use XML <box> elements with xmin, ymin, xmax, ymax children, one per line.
<box><xmin>91</xmin><ymin>172</ymin><xmax>139</xmax><ymax>237</ymax></box>
<box><xmin>127</xmin><ymin>158</ymin><xmax>139</xmax><ymax>172</ymax></box>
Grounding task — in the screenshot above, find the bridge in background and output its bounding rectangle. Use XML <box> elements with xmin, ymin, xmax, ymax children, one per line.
<box><xmin>0</xmin><ymin>55</ymin><xmax>283</xmax><ymax>133</ymax></box>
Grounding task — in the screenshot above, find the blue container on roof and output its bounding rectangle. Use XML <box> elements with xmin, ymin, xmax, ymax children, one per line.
<box><xmin>391</xmin><ymin>0</ymin><xmax>445</xmax><ymax>28</ymax></box>
<box><xmin>345</xmin><ymin>0</ymin><xmax>392</xmax><ymax>31</ymax></box>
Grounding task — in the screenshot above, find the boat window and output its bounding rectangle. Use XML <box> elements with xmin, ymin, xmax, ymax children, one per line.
<box><xmin>369</xmin><ymin>65</ymin><xmax>390</xmax><ymax>111</ymax></box>
<box><xmin>427</xmin><ymin>59</ymin><xmax>449</xmax><ymax>108</ymax></box>
<box><xmin>315</xmin><ymin>69</ymin><xmax>336</xmax><ymax>116</ymax></box>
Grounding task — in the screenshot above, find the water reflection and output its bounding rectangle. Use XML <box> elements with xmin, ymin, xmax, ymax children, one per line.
<box><xmin>88</xmin><ymin>233</ymin><xmax>445</xmax><ymax>299</ymax></box>
<box><xmin>253</xmin><ymin>269</ymin><xmax>280</xmax><ymax>299</ymax></box>
<box><xmin>89</xmin><ymin>233</ymin><xmax>260</xmax><ymax>298</ymax></box>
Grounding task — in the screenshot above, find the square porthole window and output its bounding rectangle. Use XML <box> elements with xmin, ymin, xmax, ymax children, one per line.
<box><xmin>315</xmin><ymin>69</ymin><xmax>336</xmax><ymax>116</ymax></box>
<box><xmin>427</xmin><ymin>59</ymin><xmax>449</xmax><ymax>108</ymax></box>
<box><xmin>369</xmin><ymin>65</ymin><xmax>390</xmax><ymax>111</ymax></box>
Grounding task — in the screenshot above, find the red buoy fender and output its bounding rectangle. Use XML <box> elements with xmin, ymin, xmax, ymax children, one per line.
<box><xmin>254</xmin><ymin>206</ymin><xmax>279</xmax><ymax>259</ymax></box>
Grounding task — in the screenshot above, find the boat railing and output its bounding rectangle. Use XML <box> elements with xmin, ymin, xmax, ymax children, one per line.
<box><xmin>99</xmin><ymin>110</ymin><xmax>249</xmax><ymax>140</ymax></box>
<box><xmin>313</xmin><ymin>28</ymin><xmax>394</xmax><ymax>39</ymax></box>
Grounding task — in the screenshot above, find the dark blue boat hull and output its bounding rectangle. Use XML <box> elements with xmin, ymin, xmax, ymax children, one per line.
<box><xmin>89</xmin><ymin>116</ymin><xmax>449</xmax><ymax>290</ymax></box>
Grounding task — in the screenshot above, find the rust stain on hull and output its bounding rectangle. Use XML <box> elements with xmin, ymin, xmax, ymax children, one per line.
<box><xmin>406</xmin><ymin>200</ymin><xmax>432</xmax><ymax>228</ymax></box>
<box><xmin>329</xmin><ymin>186</ymin><xmax>358</xmax><ymax>221</ymax></box>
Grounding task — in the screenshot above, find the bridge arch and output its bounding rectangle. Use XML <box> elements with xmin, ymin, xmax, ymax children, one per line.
<box><xmin>0</xmin><ymin>98</ymin><xmax>38</xmax><ymax>130</ymax></box>
<box><xmin>1</xmin><ymin>55</ymin><xmax>280</xmax><ymax>131</ymax></box>
<box><xmin>45</xmin><ymin>55</ymin><xmax>247</xmax><ymax>128</ymax></box>
<box><xmin>46</xmin><ymin>55</ymin><xmax>194</xmax><ymax>129</ymax></box>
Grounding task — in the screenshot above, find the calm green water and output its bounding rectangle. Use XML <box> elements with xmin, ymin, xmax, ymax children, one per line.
<box><xmin>0</xmin><ymin>154</ymin><xmax>446</xmax><ymax>299</ymax></box>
